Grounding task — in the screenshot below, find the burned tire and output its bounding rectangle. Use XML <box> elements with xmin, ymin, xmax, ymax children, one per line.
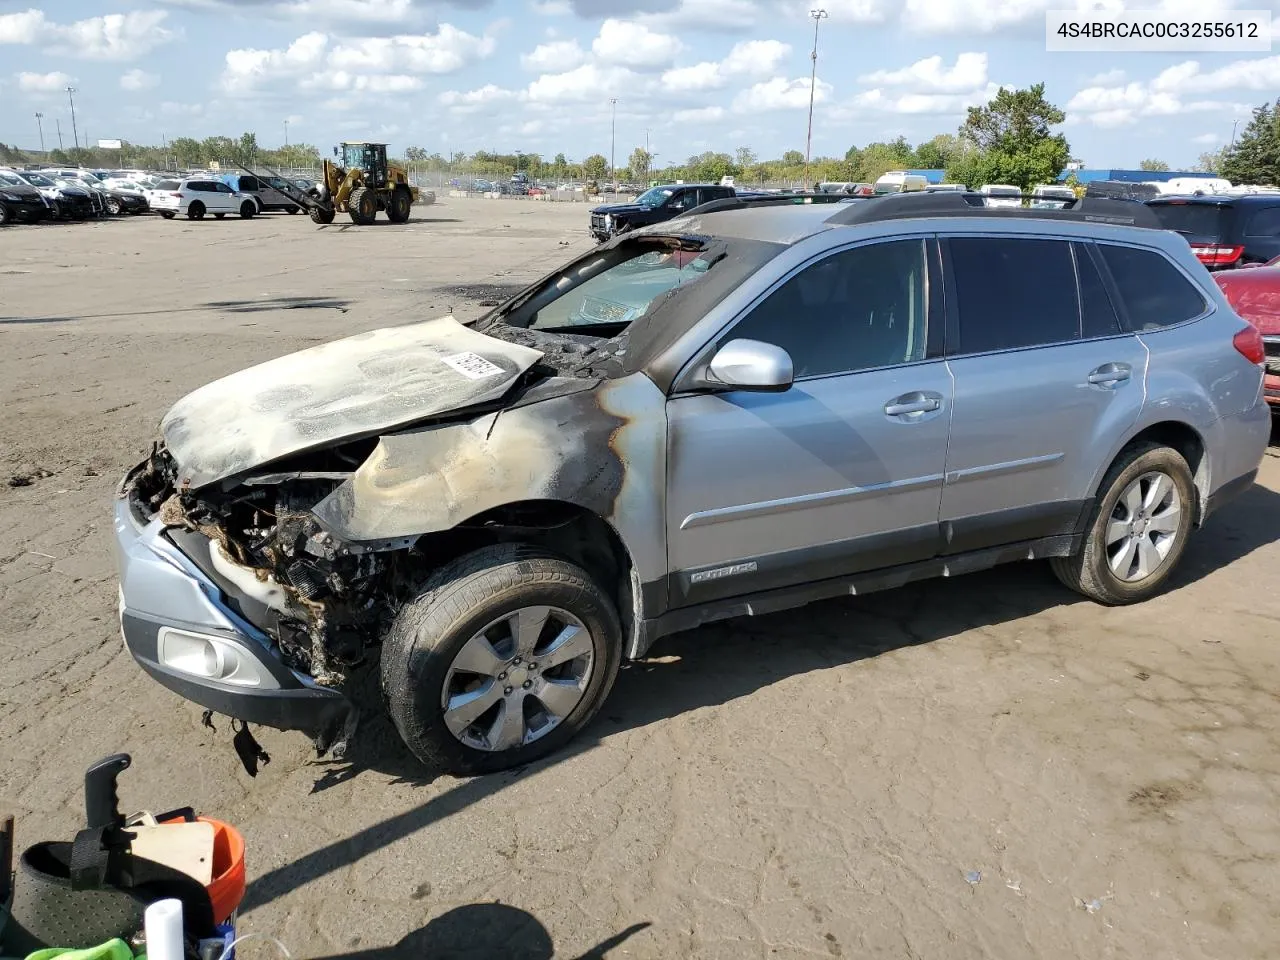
<box><xmin>187</xmin><ymin>201</ymin><xmax>205</xmax><ymax>220</ymax></box>
<box><xmin>348</xmin><ymin>185</ymin><xmax>377</xmax><ymax>225</ymax></box>
<box><xmin>310</xmin><ymin>206</ymin><xmax>336</xmax><ymax>225</ymax></box>
<box><xmin>382</xmin><ymin>544</ymin><xmax>623</xmax><ymax>775</ymax></box>
<box><xmin>387</xmin><ymin>185</ymin><xmax>412</xmax><ymax>223</ymax></box>
<box><xmin>239</xmin><ymin>201</ymin><xmax>255</xmax><ymax>219</ymax></box>
<box><xmin>1051</xmin><ymin>442</ymin><xmax>1195</xmax><ymax>605</ymax></box>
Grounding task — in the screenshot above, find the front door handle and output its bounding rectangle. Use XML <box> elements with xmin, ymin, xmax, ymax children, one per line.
<box><xmin>1087</xmin><ymin>363</ymin><xmax>1132</xmax><ymax>387</ymax></box>
<box><xmin>884</xmin><ymin>393</ymin><xmax>942</xmax><ymax>417</ymax></box>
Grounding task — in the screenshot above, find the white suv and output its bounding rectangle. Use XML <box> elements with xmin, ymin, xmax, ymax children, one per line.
<box><xmin>152</xmin><ymin>177</ymin><xmax>257</xmax><ymax>221</ymax></box>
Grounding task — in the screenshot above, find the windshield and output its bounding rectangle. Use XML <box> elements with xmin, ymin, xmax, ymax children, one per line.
<box><xmin>0</xmin><ymin>172</ymin><xmax>24</xmax><ymax>186</ymax></box>
<box><xmin>635</xmin><ymin>187</ymin><xmax>675</xmax><ymax>207</ymax></box>
<box><xmin>518</xmin><ymin>247</ymin><xmax>717</xmax><ymax>334</ymax></box>
<box><xmin>156</xmin><ymin>180</ymin><xmax>179</xmax><ymax>190</ymax></box>
<box><xmin>986</xmin><ymin>187</ymin><xmax>1021</xmax><ymax>197</ymax></box>
<box><xmin>21</xmin><ymin>172</ymin><xmax>54</xmax><ymax>186</ymax></box>
<box><xmin>1149</xmin><ymin>202</ymin><xmax>1228</xmax><ymax>242</ymax></box>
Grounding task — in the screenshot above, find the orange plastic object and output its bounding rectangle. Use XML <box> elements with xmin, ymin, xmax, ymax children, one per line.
<box><xmin>160</xmin><ymin>814</ymin><xmax>246</xmax><ymax>925</ymax></box>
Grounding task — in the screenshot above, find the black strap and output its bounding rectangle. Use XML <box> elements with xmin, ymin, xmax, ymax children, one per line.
<box><xmin>68</xmin><ymin>826</ymin><xmax>110</xmax><ymax>891</ymax></box>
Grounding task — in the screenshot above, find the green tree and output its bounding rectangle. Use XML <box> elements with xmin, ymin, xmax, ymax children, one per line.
<box><xmin>169</xmin><ymin>137</ymin><xmax>202</xmax><ymax>167</ymax></box>
<box><xmin>947</xmin><ymin>83</ymin><xmax>1070</xmax><ymax>190</ymax></box>
<box><xmin>1139</xmin><ymin>158</ymin><xmax>1169</xmax><ymax>171</ymax></box>
<box><xmin>582</xmin><ymin>153</ymin><xmax>608</xmax><ymax>181</ymax></box>
<box><xmin>629</xmin><ymin>147</ymin><xmax>652</xmax><ymax>181</ymax></box>
<box><xmin>1221</xmin><ymin>98</ymin><xmax>1280</xmax><ymax>185</ymax></box>
<box><xmin>913</xmin><ymin>134</ymin><xmax>959</xmax><ymax>169</ymax></box>
<box><xmin>49</xmin><ymin>148</ymin><xmax>69</xmax><ymax>164</ymax></box>
<box><xmin>686</xmin><ymin>151</ymin><xmax>736</xmax><ymax>182</ymax></box>
<box><xmin>236</xmin><ymin>131</ymin><xmax>258</xmax><ymax>164</ymax></box>
<box><xmin>404</xmin><ymin>146</ymin><xmax>428</xmax><ymax>162</ymax></box>
<box><xmin>1192</xmin><ymin>148</ymin><xmax>1226</xmax><ymax>174</ymax></box>
<box><xmin>734</xmin><ymin>146</ymin><xmax>757</xmax><ymax>170</ymax></box>
<box><xmin>852</xmin><ymin>141</ymin><xmax>914</xmax><ymax>182</ymax></box>
<box><xmin>781</xmin><ymin>149</ymin><xmax>805</xmax><ymax>166</ymax></box>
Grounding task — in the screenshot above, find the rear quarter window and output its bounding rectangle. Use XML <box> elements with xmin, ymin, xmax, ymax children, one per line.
<box><xmin>1245</xmin><ymin>207</ymin><xmax>1280</xmax><ymax>237</ymax></box>
<box><xmin>1097</xmin><ymin>244</ymin><xmax>1207</xmax><ymax>331</ymax></box>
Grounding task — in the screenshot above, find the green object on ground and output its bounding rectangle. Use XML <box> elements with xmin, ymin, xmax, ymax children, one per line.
<box><xmin>23</xmin><ymin>938</ymin><xmax>136</xmax><ymax>960</ymax></box>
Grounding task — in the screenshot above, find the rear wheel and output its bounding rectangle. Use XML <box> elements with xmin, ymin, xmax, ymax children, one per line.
<box><xmin>239</xmin><ymin>201</ymin><xmax>255</xmax><ymax>219</ymax></box>
<box><xmin>1051</xmin><ymin>442</ymin><xmax>1195</xmax><ymax>604</ymax></box>
<box><xmin>187</xmin><ymin>201</ymin><xmax>205</xmax><ymax>220</ymax></box>
<box><xmin>382</xmin><ymin>545</ymin><xmax>623</xmax><ymax>774</ymax></box>
<box><xmin>348</xmin><ymin>185</ymin><xmax>377</xmax><ymax>225</ymax></box>
<box><xmin>387</xmin><ymin>185</ymin><xmax>412</xmax><ymax>223</ymax></box>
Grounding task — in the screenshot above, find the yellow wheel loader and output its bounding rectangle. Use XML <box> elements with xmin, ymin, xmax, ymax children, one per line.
<box><xmin>306</xmin><ymin>142</ymin><xmax>419</xmax><ymax>225</ymax></box>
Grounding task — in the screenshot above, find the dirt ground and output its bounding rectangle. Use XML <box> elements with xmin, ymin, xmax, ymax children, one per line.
<box><xmin>2</xmin><ymin>199</ymin><xmax>1279</xmax><ymax>960</ymax></box>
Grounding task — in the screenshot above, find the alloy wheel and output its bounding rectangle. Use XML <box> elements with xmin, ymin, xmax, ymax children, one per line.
<box><xmin>1105</xmin><ymin>471</ymin><xmax>1182</xmax><ymax>582</ymax></box>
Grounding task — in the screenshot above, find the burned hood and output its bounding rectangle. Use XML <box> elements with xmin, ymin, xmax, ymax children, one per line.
<box><xmin>161</xmin><ymin>316</ymin><xmax>544</xmax><ymax>489</ymax></box>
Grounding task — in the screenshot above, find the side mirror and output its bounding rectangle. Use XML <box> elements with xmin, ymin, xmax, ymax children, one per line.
<box><xmin>705</xmin><ymin>339</ymin><xmax>793</xmax><ymax>392</ymax></box>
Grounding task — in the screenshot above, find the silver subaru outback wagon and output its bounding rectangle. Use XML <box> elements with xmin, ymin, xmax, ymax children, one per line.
<box><xmin>113</xmin><ymin>192</ymin><xmax>1270</xmax><ymax>774</ymax></box>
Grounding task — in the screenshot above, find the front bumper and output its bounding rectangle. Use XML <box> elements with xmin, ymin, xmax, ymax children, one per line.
<box><xmin>113</xmin><ymin>494</ymin><xmax>352</xmax><ymax>737</ymax></box>
<box><xmin>2</xmin><ymin>198</ymin><xmax>48</xmax><ymax>222</ymax></box>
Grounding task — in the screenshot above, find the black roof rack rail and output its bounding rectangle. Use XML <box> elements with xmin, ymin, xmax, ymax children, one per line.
<box><xmin>826</xmin><ymin>190</ymin><xmax>1163</xmax><ymax>229</ymax></box>
<box><xmin>687</xmin><ymin>192</ymin><xmax>852</xmax><ymax>216</ymax></box>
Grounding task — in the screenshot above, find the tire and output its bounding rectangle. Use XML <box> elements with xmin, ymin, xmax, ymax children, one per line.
<box><xmin>214</xmin><ymin>212</ymin><xmax>226</xmax><ymax>219</ymax></box>
<box><xmin>382</xmin><ymin>544</ymin><xmax>623</xmax><ymax>774</ymax></box>
<box><xmin>106</xmin><ymin>197</ymin><xmax>122</xmax><ymax>216</ymax></box>
<box><xmin>348</xmin><ymin>185</ymin><xmax>377</xmax><ymax>225</ymax></box>
<box><xmin>239</xmin><ymin>201</ymin><xmax>255</xmax><ymax>219</ymax></box>
<box><xmin>1051</xmin><ymin>442</ymin><xmax>1195</xmax><ymax>604</ymax></box>
<box><xmin>387</xmin><ymin>185</ymin><xmax>412</xmax><ymax>223</ymax></box>
<box><xmin>0</xmin><ymin>203</ymin><xmax>10</xmax><ymax>226</ymax></box>
<box><xmin>161</xmin><ymin>211</ymin><xmax>175</xmax><ymax>219</ymax></box>
<box><xmin>287</xmin><ymin>206</ymin><xmax>299</xmax><ymax>214</ymax></box>
<box><xmin>310</xmin><ymin>206</ymin><xmax>336</xmax><ymax>225</ymax></box>
<box><xmin>187</xmin><ymin>201</ymin><xmax>205</xmax><ymax>220</ymax></box>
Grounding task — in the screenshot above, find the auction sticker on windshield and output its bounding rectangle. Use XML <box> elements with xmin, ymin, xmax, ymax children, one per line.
<box><xmin>441</xmin><ymin>352</ymin><xmax>505</xmax><ymax>380</ymax></box>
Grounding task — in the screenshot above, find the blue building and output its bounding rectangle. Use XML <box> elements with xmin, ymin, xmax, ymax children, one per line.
<box><xmin>1066</xmin><ymin>168</ymin><xmax>1219</xmax><ymax>184</ymax></box>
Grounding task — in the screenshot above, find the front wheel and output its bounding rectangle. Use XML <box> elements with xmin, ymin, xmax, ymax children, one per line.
<box><xmin>0</xmin><ymin>203</ymin><xmax>10</xmax><ymax>226</ymax></box>
<box><xmin>239</xmin><ymin>201</ymin><xmax>255</xmax><ymax>219</ymax></box>
<box><xmin>310</xmin><ymin>206</ymin><xmax>336</xmax><ymax>225</ymax></box>
<box><xmin>382</xmin><ymin>545</ymin><xmax>623</xmax><ymax>774</ymax></box>
<box><xmin>387</xmin><ymin>186</ymin><xmax>412</xmax><ymax>223</ymax></box>
<box><xmin>106</xmin><ymin>198</ymin><xmax>122</xmax><ymax>216</ymax></box>
<box><xmin>1051</xmin><ymin>442</ymin><xmax>1195</xmax><ymax>604</ymax></box>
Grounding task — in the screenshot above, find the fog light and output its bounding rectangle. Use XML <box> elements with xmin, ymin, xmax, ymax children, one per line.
<box><xmin>157</xmin><ymin>627</ymin><xmax>274</xmax><ymax>688</ymax></box>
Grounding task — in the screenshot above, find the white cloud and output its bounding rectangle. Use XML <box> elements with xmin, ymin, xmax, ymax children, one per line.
<box><xmin>1150</xmin><ymin>55</ymin><xmax>1280</xmax><ymax>94</ymax></box>
<box><xmin>732</xmin><ymin>76</ymin><xmax>832</xmax><ymax>112</ymax></box>
<box><xmin>660</xmin><ymin>39</ymin><xmax>790</xmax><ymax>93</ymax></box>
<box><xmin>674</xmin><ymin>106</ymin><xmax>726</xmax><ymax>122</ymax></box>
<box><xmin>1066</xmin><ymin>80</ymin><xmax>1250</xmax><ymax>127</ymax></box>
<box><xmin>157</xmin><ymin>0</ymin><xmax>434</xmax><ymax>26</ymax></box>
<box><xmin>1086</xmin><ymin>68</ymin><xmax>1125</xmax><ymax>85</ymax></box>
<box><xmin>0</xmin><ymin>9</ymin><xmax>177</xmax><ymax>60</ymax></box>
<box><xmin>530</xmin><ymin>0</ymin><xmax>572</xmax><ymax>13</ymax></box>
<box><xmin>521</xmin><ymin>39</ymin><xmax>587</xmax><ymax>71</ymax></box>
<box><xmin>849</xmin><ymin>83</ymin><xmax>1002</xmax><ymax>115</ymax></box>
<box><xmin>859</xmin><ymin>52</ymin><xmax>987</xmax><ymax>92</ymax></box>
<box><xmin>526</xmin><ymin>62</ymin><xmax>641</xmax><ymax>102</ymax></box>
<box><xmin>1192</xmin><ymin>132</ymin><xmax>1220</xmax><ymax>144</ymax></box>
<box><xmin>639</xmin><ymin>0</ymin><xmax>761</xmax><ymax>31</ymax></box>
<box><xmin>17</xmin><ymin>70</ymin><xmax>74</xmax><ymax>93</ymax></box>
<box><xmin>438</xmin><ymin>83</ymin><xmax>520</xmax><ymax>111</ymax></box>
<box><xmin>303</xmin><ymin>70</ymin><xmax>424</xmax><ymax>92</ymax></box>
<box><xmin>222</xmin><ymin>23</ymin><xmax>495</xmax><ymax>93</ymax></box>
<box><xmin>120</xmin><ymin>68</ymin><xmax>159</xmax><ymax>91</ymax></box>
<box><xmin>591</xmin><ymin>19</ymin><xmax>681</xmax><ymax>69</ymax></box>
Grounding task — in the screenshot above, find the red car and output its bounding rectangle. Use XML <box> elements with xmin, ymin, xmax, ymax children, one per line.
<box><xmin>1215</xmin><ymin>259</ymin><xmax>1280</xmax><ymax>409</ymax></box>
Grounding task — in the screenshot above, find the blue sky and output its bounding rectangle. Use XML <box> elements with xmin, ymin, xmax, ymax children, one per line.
<box><xmin>2</xmin><ymin>0</ymin><xmax>1279</xmax><ymax>168</ymax></box>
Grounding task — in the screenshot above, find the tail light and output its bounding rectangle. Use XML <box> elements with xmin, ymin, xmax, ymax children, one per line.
<box><xmin>1191</xmin><ymin>244</ymin><xmax>1245</xmax><ymax>266</ymax></box>
<box><xmin>1233</xmin><ymin>323</ymin><xmax>1265</xmax><ymax>364</ymax></box>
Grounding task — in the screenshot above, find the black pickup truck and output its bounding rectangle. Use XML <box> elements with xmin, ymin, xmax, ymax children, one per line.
<box><xmin>589</xmin><ymin>183</ymin><xmax>736</xmax><ymax>241</ymax></box>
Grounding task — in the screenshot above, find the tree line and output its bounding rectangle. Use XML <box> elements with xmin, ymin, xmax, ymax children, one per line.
<box><xmin>2</xmin><ymin>89</ymin><xmax>1275</xmax><ymax>188</ymax></box>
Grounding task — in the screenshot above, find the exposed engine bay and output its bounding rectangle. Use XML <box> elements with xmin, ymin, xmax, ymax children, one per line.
<box><xmin>126</xmin><ymin>440</ymin><xmax>409</xmax><ymax>689</ymax></box>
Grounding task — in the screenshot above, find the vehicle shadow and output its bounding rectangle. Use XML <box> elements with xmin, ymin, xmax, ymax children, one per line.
<box><xmin>308</xmin><ymin>904</ymin><xmax>649</xmax><ymax>960</ymax></box>
<box><xmin>241</xmin><ymin>480</ymin><xmax>1280</xmax><ymax>917</ymax></box>
<box><xmin>0</xmin><ymin>298</ymin><xmax>353</xmax><ymax>324</ymax></box>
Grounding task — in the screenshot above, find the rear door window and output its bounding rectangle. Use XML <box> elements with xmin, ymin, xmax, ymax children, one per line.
<box><xmin>1076</xmin><ymin>244</ymin><xmax>1123</xmax><ymax>339</ymax></box>
<box><xmin>1245</xmin><ymin>207</ymin><xmax>1280</xmax><ymax>237</ymax></box>
<box><xmin>1148</xmin><ymin>202</ymin><xmax>1229</xmax><ymax>243</ymax></box>
<box><xmin>1097</xmin><ymin>244</ymin><xmax>1207</xmax><ymax>331</ymax></box>
<box><xmin>239</xmin><ymin>176</ymin><xmax>259</xmax><ymax>191</ymax></box>
<box><xmin>947</xmin><ymin>237</ymin><xmax>1080</xmax><ymax>353</ymax></box>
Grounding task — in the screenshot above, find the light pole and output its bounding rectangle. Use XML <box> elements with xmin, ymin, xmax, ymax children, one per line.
<box><xmin>804</xmin><ymin>8</ymin><xmax>828</xmax><ymax>187</ymax></box>
<box><xmin>609</xmin><ymin>97</ymin><xmax>619</xmax><ymax>197</ymax></box>
<box><xmin>66</xmin><ymin>85</ymin><xmax>79</xmax><ymax>150</ymax></box>
<box><xmin>34</xmin><ymin>112</ymin><xmax>44</xmax><ymax>152</ymax></box>
<box><xmin>56</xmin><ymin>118</ymin><xmax>63</xmax><ymax>151</ymax></box>
<box><xmin>1229</xmin><ymin>118</ymin><xmax>1241</xmax><ymax>152</ymax></box>
<box><xmin>284</xmin><ymin>119</ymin><xmax>289</xmax><ymax>150</ymax></box>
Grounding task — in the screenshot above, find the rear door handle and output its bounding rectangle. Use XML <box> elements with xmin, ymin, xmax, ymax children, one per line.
<box><xmin>1087</xmin><ymin>363</ymin><xmax>1132</xmax><ymax>386</ymax></box>
<box><xmin>884</xmin><ymin>395</ymin><xmax>942</xmax><ymax>417</ymax></box>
